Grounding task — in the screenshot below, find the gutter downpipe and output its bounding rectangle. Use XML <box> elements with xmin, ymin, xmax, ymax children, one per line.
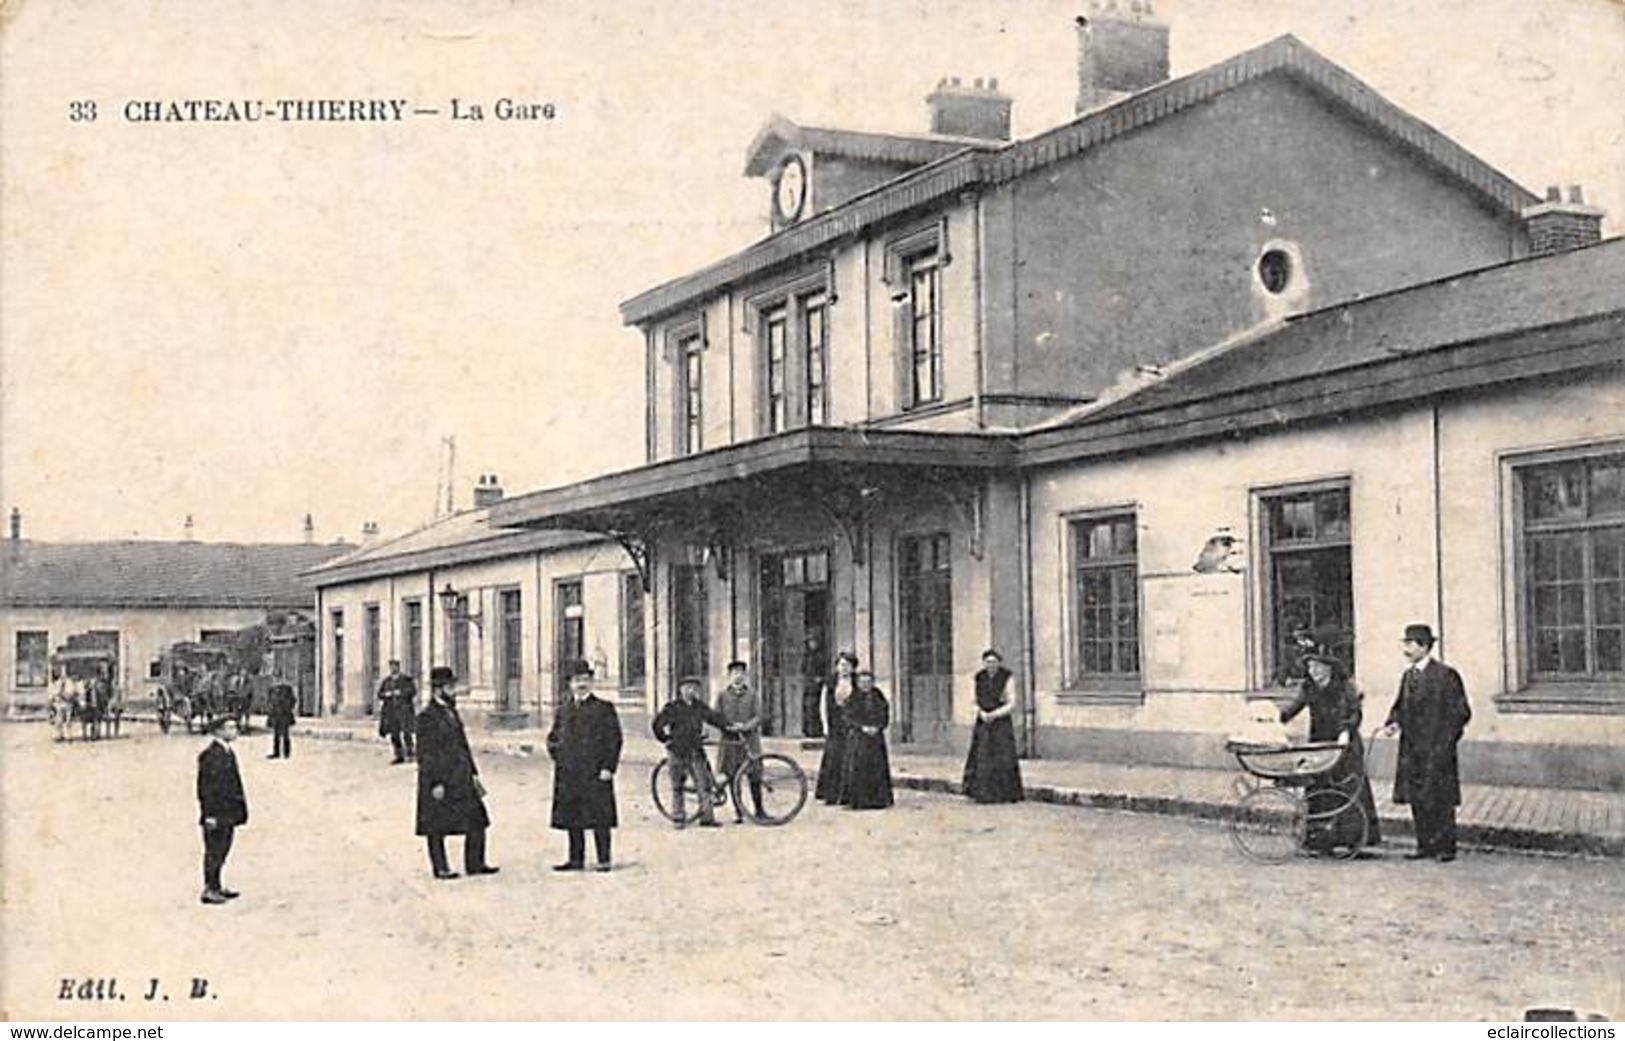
<box><xmin>1020</xmin><ymin>470</ymin><xmax>1038</xmax><ymax>758</ymax></box>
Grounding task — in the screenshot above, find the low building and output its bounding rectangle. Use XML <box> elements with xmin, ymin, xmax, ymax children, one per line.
<box><xmin>304</xmin><ymin>480</ymin><xmax>644</xmax><ymax>729</ymax></box>
<box><xmin>0</xmin><ymin>512</ymin><xmax>347</xmax><ymax>716</ymax></box>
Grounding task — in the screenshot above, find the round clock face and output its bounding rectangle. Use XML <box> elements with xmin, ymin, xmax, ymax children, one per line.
<box><xmin>775</xmin><ymin>155</ymin><xmax>806</xmax><ymax>223</ymax></box>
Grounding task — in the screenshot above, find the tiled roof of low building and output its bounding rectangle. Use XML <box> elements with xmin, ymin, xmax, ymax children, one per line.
<box><xmin>304</xmin><ymin>508</ymin><xmax>604</xmax><ymax>586</ymax></box>
<box><xmin>0</xmin><ymin>540</ymin><xmax>350</xmax><ymax>608</ymax></box>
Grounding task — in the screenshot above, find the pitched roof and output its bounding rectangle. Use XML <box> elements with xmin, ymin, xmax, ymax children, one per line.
<box><xmin>1019</xmin><ymin>237</ymin><xmax>1625</xmax><ymax>464</ymax></box>
<box><xmin>0</xmin><ymin>540</ymin><xmax>350</xmax><ymax>609</ymax></box>
<box><xmin>742</xmin><ymin>114</ymin><xmax>990</xmax><ymax>176</ymax></box>
<box><xmin>304</xmin><ymin>507</ymin><xmax>605</xmax><ymax>586</ymax></box>
<box><xmin>621</xmin><ymin>34</ymin><xmax>1538</xmax><ymax>326</ymax></box>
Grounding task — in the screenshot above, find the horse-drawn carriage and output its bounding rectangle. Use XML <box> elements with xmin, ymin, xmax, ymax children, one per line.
<box><xmin>152</xmin><ymin>640</ymin><xmax>236</xmax><ymax>734</ymax></box>
<box><xmin>149</xmin><ymin>612</ymin><xmax>317</xmax><ymax>734</ymax></box>
<box><xmin>48</xmin><ymin>634</ymin><xmax>122</xmax><ymax>741</ymax></box>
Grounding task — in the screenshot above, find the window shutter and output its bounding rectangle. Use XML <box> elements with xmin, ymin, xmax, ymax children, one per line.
<box><xmin>891</xmin><ymin>292</ymin><xmax>913</xmax><ymax>412</ymax></box>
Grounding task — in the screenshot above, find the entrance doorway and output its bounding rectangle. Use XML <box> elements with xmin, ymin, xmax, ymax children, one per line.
<box><xmin>759</xmin><ymin>548</ymin><xmax>831</xmax><ymax>738</ymax></box>
<box><xmin>899</xmin><ymin>533</ymin><xmax>954</xmax><ymax>746</ymax></box>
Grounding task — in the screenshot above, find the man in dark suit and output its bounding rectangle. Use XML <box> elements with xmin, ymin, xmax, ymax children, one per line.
<box><xmin>378</xmin><ymin>659</ymin><xmax>418</xmax><ymax>764</ymax></box>
<box><xmin>196</xmin><ymin>715</ymin><xmax>248</xmax><ymax>905</ymax></box>
<box><xmin>547</xmin><ymin>661</ymin><xmax>622</xmax><ymax>872</ymax></box>
<box><xmin>1383</xmin><ymin>623</ymin><xmax>1472</xmax><ymax>862</ymax></box>
<box><xmin>266</xmin><ymin>679</ymin><xmax>296</xmax><ymax>759</ymax></box>
<box><xmin>415</xmin><ymin>667</ymin><xmax>497</xmax><ymax>880</ymax></box>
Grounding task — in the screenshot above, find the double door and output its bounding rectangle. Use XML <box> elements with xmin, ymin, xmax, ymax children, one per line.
<box><xmin>759</xmin><ymin>549</ymin><xmax>831</xmax><ymax>738</ymax></box>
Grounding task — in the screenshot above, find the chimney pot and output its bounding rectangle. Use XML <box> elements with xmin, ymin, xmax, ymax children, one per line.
<box><xmin>9</xmin><ymin>507</ymin><xmax>19</xmax><ymax>542</ymax></box>
<box><xmin>1074</xmin><ymin>2</ymin><xmax>1171</xmax><ymax>114</ymax></box>
<box><xmin>1522</xmin><ymin>183</ymin><xmax>1605</xmax><ymax>257</ymax></box>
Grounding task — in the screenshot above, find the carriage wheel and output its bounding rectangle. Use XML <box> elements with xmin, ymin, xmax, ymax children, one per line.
<box><xmin>1229</xmin><ymin>786</ymin><xmax>1306</xmax><ymax>863</ymax></box>
<box><xmin>1305</xmin><ymin>787</ymin><xmax>1370</xmax><ymax>860</ymax></box>
<box><xmin>736</xmin><ymin>753</ymin><xmax>809</xmax><ymax>826</ymax></box>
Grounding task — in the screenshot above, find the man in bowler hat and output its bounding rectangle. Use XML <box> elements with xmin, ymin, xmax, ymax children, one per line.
<box><xmin>1382</xmin><ymin>623</ymin><xmax>1471</xmax><ymax>862</ymax></box>
<box><xmin>547</xmin><ymin>660</ymin><xmax>622</xmax><ymax>872</ymax></box>
<box><xmin>196</xmin><ymin>715</ymin><xmax>247</xmax><ymax>905</ymax></box>
<box><xmin>415</xmin><ymin>667</ymin><xmax>497</xmax><ymax>880</ymax></box>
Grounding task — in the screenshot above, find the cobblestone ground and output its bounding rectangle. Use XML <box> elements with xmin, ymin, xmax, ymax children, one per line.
<box><xmin>3</xmin><ymin>724</ymin><xmax>1620</xmax><ymax>1021</ymax></box>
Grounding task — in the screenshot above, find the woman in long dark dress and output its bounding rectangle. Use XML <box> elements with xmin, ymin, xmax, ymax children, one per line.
<box><xmin>841</xmin><ymin>670</ymin><xmax>893</xmax><ymax>810</ymax></box>
<box><xmin>1279</xmin><ymin>649</ymin><xmax>1382</xmax><ymax>851</ymax></box>
<box><xmin>963</xmin><ymin>649</ymin><xmax>1024</xmax><ymax>803</ymax></box>
<box><xmin>814</xmin><ymin>651</ymin><xmax>858</xmax><ymax>804</ymax></box>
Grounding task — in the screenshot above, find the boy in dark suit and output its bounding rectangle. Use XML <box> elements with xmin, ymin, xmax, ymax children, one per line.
<box><xmin>197</xmin><ymin>715</ymin><xmax>248</xmax><ymax>905</ymax></box>
<box><xmin>652</xmin><ymin>677</ymin><xmax>731</xmax><ymax>828</ymax></box>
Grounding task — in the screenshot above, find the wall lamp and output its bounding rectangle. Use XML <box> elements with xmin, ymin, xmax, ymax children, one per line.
<box><xmin>438</xmin><ymin>583</ymin><xmax>485</xmax><ymax>634</ymax></box>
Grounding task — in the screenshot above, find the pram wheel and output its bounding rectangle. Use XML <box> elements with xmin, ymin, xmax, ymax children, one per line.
<box><xmin>1229</xmin><ymin>786</ymin><xmax>1306</xmax><ymax>863</ymax></box>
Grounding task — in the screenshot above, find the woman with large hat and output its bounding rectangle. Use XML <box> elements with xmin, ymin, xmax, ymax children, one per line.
<box><xmin>1279</xmin><ymin>647</ymin><xmax>1381</xmax><ymax>852</ymax></box>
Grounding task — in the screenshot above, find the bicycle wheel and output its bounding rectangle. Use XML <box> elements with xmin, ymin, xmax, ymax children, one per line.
<box><xmin>649</xmin><ymin>758</ymin><xmax>701</xmax><ymax>823</ymax></box>
<box><xmin>734</xmin><ymin>753</ymin><xmax>808</xmax><ymax>826</ymax></box>
<box><xmin>1229</xmin><ymin>786</ymin><xmax>1306</xmax><ymax>863</ymax></box>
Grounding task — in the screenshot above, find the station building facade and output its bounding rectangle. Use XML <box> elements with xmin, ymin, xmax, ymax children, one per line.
<box><xmin>315</xmin><ymin>10</ymin><xmax>1624</xmax><ymax>787</ymax></box>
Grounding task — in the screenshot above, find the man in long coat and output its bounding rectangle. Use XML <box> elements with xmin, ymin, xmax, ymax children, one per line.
<box><xmin>1383</xmin><ymin>623</ymin><xmax>1471</xmax><ymax>862</ymax></box>
<box><xmin>196</xmin><ymin>715</ymin><xmax>248</xmax><ymax>904</ymax></box>
<box><xmin>415</xmin><ymin>667</ymin><xmax>496</xmax><ymax>880</ymax></box>
<box><xmin>266</xmin><ymin>679</ymin><xmax>296</xmax><ymax>759</ymax></box>
<box><xmin>547</xmin><ymin>661</ymin><xmax>622</xmax><ymax>872</ymax></box>
<box><xmin>377</xmin><ymin>659</ymin><xmax>418</xmax><ymax>764</ymax></box>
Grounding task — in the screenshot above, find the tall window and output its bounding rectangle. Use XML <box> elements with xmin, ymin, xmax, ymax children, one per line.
<box><xmin>402</xmin><ymin>599</ymin><xmax>423</xmax><ymax>679</ymax></box>
<box><xmin>764</xmin><ymin>305</ymin><xmax>789</xmax><ymax>433</ymax></box>
<box><xmin>14</xmin><ymin>631</ymin><xmax>48</xmax><ymax>687</ymax></box>
<box><xmin>555</xmin><ymin>580</ymin><xmax>584</xmax><ymax>700</ymax></box>
<box><xmin>620</xmin><ymin>572</ymin><xmax>647</xmax><ymax>691</ymax></box>
<box><xmin>499</xmin><ymin>589</ymin><xmax>523</xmax><ymax>711</ymax></box>
<box><xmin>803</xmin><ymin>292</ymin><xmax>828</xmax><ymax>425</ymax></box>
<box><xmin>1072</xmin><ymin>515</ymin><xmax>1140</xmax><ymax>679</ymax></box>
<box><xmin>908</xmin><ymin>254</ymin><xmax>942</xmax><ymax>408</ymax></box>
<box><xmin>330</xmin><ymin>609</ymin><xmax>345</xmax><ymax>708</ymax></box>
<box><xmin>449</xmin><ymin>594</ymin><xmax>471</xmax><ymax>683</ymax></box>
<box><xmin>680</xmin><ymin>333</ymin><xmax>704</xmax><ymax>456</ymax></box>
<box><xmin>363</xmin><ymin>604</ymin><xmax>381</xmax><ymax>711</ymax></box>
<box><xmin>1264</xmin><ymin>485</ymin><xmax>1353</xmax><ymax>680</ymax></box>
<box><xmin>1521</xmin><ymin>452</ymin><xmax>1625</xmax><ymax>680</ymax></box>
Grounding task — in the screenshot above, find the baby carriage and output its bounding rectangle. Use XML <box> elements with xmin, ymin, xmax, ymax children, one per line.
<box><xmin>1226</xmin><ymin>732</ymin><xmax>1373</xmax><ymax>863</ymax></box>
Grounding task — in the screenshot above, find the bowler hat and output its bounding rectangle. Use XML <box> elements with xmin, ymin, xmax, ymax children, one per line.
<box><xmin>1302</xmin><ymin>647</ymin><xmax>1342</xmax><ymax>668</ymax></box>
<box><xmin>1402</xmin><ymin>623</ymin><xmax>1436</xmax><ymax>647</ymax></box>
<box><xmin>571</xmin><ymin>659</ymin><xmax>595</xmax><ymax>678</ymax></box>
<box><xmin>726</xmin><ymin>659</ymin><xmax>749</xmax><ymax>671</ymax></box>
<box><xmin>430</xmin><ymin>666</ymin><xmax>456</xmax><ymax>686</ymax></box>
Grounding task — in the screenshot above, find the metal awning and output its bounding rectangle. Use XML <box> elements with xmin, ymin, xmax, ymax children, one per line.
<box><xmin>488</xmin><ymin>427</ymin><xmax>1015</xmax><ymax>586</ymax></box>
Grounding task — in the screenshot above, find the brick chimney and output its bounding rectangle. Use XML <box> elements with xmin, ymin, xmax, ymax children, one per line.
<box><xmin>1075</xmin><ymin>0</ymin><xmax>1170</xmax><ymax>114</ymax></box>
<box><xmin>473</xmin><ymin>473</ymin><xmax>505</xmax><ymax>509</ymax></box>
<box><xmin>9</xmin><ymin>507</ymin><xmax>19</xmax><ymax>542</ymax></box>
<box><xmin>1523</xmin><ymin>185</ymin><xmax>1605</xmax><ymax>257</ymax></box>
<box><xmin>926</xmin><ymin>76</ymin><xmax>1012</xmax><ymax>141</ymax></box>
<box><xmin>360</xmin><ymin>521</ymin><xmax>380</xmax><ymax>545</ymax></box>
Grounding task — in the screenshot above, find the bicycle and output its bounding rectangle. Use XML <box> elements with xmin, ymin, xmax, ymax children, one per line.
<box><xmin>650</xmin><ymin>733</ymin><xmax>809</xmax><ymax>826</ymax></box>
